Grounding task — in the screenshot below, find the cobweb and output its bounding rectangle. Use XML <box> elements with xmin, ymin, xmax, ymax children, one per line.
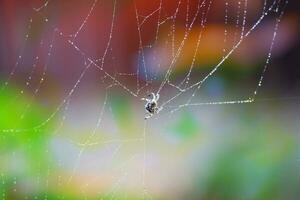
<box><xmin>0</xmin><ymin>0</ymin><xmax>290</xmax><ymax>199</ymax></box>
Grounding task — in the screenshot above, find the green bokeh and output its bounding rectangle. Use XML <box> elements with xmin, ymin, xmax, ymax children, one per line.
<box><xmin>0</xmin><ymin>85</ymin><xmax>54</xmax><ymax>198</ymax></box>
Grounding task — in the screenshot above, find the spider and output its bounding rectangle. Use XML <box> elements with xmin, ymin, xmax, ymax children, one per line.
<box><xmin>141</xmin><ymin>93</ymin><xmax>162</xmax><ymax>119</ymax></box>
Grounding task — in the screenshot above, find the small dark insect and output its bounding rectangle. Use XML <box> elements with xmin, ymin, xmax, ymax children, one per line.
<box><xmin>146</xmin><ymin>102</ymin><xmax>157</xmax><ymax>114</ymax></box>
<box><xmin>141</xmin><ymin>93</ymin><xmax>161</xmax><ymax>119</ymax></box>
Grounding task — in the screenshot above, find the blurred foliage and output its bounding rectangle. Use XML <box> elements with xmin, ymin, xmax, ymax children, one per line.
<box><xmin>110</xmin><ymin>93</ymin><xmax>135</xmax><ymax>134</ymax></box>
<box><xmin>0</xmin><ymin>85</ymin><xmax>54</xmax><ymax>197</ymax></box>
<box><xmin>170</xmin><ymin>111</ymin><xmax>200</xmax><ymax>140</ymax></box>
<box><xmin>1</xmin><ymin>86</ymin><xmax>299</xmax><ymax>200</ymax></box>
<box><xmin>195</xmin><ymin>110</ymin><xmax>298</xmax><ymax>200</ymax></box>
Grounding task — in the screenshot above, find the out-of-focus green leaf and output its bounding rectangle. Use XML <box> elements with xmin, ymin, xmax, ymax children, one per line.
<box><xmin>170</xmin><ymin>111</ymin><xmax>201</xmax><ymax>139</ymax></box>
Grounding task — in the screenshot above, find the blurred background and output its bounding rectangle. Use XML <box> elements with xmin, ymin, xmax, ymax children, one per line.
<box><xmin>0</xmin><ymin>0</ymin><xmax>300</xmax><ymax>199</ymax></box>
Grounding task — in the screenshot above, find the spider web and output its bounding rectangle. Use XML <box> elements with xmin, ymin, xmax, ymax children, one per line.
<box><xmin>0</xmin><ymin>0</ymin><xmax>291</xmax><ymax>199</ymax></box>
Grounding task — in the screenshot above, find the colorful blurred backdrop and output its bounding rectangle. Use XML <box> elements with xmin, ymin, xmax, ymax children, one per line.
<box><xmin>0</xmin><ymin>0</ymin><xmax>300</xmax><ymax>199</ymax></box>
